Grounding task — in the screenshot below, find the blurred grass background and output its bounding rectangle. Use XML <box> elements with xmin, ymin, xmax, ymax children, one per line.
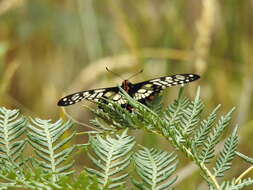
<box><xmin>0</xmin><ymin>0</ymin><xmax>252</xmax><ymax>189</ymax></box>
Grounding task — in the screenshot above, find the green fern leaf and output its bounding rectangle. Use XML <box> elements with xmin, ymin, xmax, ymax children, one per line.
<box><xmin>28</xmin><ymin>118</ymin><xmax>75</xmax><ymax>182</ymax></box>
<box><xmin>236</xmin><ymin>151</ymin><xmax>253</xmax><ymax>164</ymax></box>
<box><xmin>90</xmin><ymin>118</ymin><xmax>117</xmax><ymax>132</ymax></box>
<box><xmin>199</xmin><ymin>108</ymin><xmax>235</xmax><ymax>163</ymax></box>
<box><xmin>87</xmin><ymin>129</ymin><xmax>135</xmax><ymax>189</ymax></box>
<box><xmin>133</xmin><ymin>147</ymin><xmax>177</xmax><ymax>190</ymax></box>
<box><xmin>192</xmin><ymin>104</ymin><xmax>221</xmax><ymax>148</ymax></box>
<box><xmin>220</xmin><ymin>178</ymin><xmax>253</xmax><ymax>190</ymax></box>
<box><xmin>213</xmin><ymin>126</ymin><xmax>238</xmax><ymax>177</ymax></box>
<box><xmin>180</xmin><ymin>87</ymin><xmax>203</xmax><ymax>135</ymax></box>
<box><xmin>164</xmin><ymin>89</ymin><xmax>190</xmax><ymax>127</ymax></box>
<box><xmin>0</xmin><ymin>107</ymin><xmax>26</xmax><ymax>165</ymax></box>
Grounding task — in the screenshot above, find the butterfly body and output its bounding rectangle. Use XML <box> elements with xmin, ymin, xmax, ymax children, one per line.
<box><xmin>57</xmin><ymin>73</ymin><xmax>200</xmax><ymax>109</ymax></box>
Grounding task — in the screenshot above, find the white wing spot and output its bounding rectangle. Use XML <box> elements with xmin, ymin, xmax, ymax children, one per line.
<box><xmin>166</xmin><ymin>78</ymin><xmax>173</xmax><ymax>83</ymax></box>
<box><xmin>147</xmin><ymin>90</ymin><xmax>153</xmax><ymax>95</ymax></box>
<box><xmin>63</xmin><ymin>98</ymin><xmax>68</xmax><ymax>101</ymax></box>
<box><xmin>83</xmin><ymin>92</ymin><xmax>89</xmax><ymax>97</ymax></box>
<box><xmin>173</xmin><ymin>82</ymin><xmax>178</xmax><ymax>85</ymax></box>
<box><xmin>144</xmin><ymin>84</ymin><xmax>153</xmax><ymax>88</ymax></box>
<box><xmin>138</xmin><ymin>89</ymin><xmax>146</xmax><ymax>93</ymax></box>
<box><xmin>71</xmin><ymin>94</ymin><xmax>80</xmax><ymax>101</ymax></box>
<box><xmin>160</xmin><ymin>81</ymin><xmax>168</xmax><ymax>85</ymax></box>
<box><xmin>90</xmin><ymin>93</ymin><xmax>97</xmax><ymax>98</ymax></box>
<box><xmin>176</xmin><ymin>75</ymin><xmax>186</xmax><ymax>80</ymax></box>
<box><xmin>96</xmin><ymin>92</ymin><xmax>104</xmax><ymax>98</ymax></box>
<box><xmin>104</xmin><ymin>91</ymin><xmax>113</xmax><ymax>97</ymax></box>
<box><xmin>95</xmin><ymin>89</ymin><xmax>105</xmax><ymax>92</ymax></box>
<box><xmin>113</xmin><ymin>94</ymin><xmax>121</xmax><ymax>101</ymax></box>
<box><xmin>118</xmin><ymin>99</ymin><xmax>127</xmax><ymax>104</ymax></box>
<box><xmin>154</xmin><ymin>82</ymin><xmax>162</xmax><ymax>86</ymax></box>
<box><xmin>189</xmin><ymin>74</ymin><xmax>194</xmax><ymax>77</ymax></box>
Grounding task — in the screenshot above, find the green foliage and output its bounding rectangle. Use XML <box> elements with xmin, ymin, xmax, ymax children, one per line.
<box><xmin>86</xmin><ymin>129</ymin><xmax>135</xmax><ymax>189</ymax></box>
<box><xmin>198</xmin><ymin>107</ymin><xmax>235</xmax><ymax>164</ymax></box>
<box><xmin>0</xmin><ymin>107</ymin><xmax>26</xmax><ymax>165</ymax></box>
<box><xmin>192</xmin><ymin>104</ymin><xmax>221</xmax><ymax>147</ymax></box>
<box><xmin>236</xmin><ymin>151</ymin><xmax>253</xmax><ymax>164</ymax></box>
<box><xmin>56</xmin><ymin>171</ymin><xmax>100</xmax><ymax>190</ymax></box>
<box><xmin>28</xmin><ymin>118</ymin><xmax>75</xmax><ymax>182</ymax></box>
<box><xmin>0</xmin><ymin>87</ymin><xmax>253</xmax><ymax>189</ymax></box>
<box><xmin>213</xmin><ymin>127</ymin><xmax>238</xmax><ymax>177</ymax></box>
<box><xmin>180</xmin><ymin>89</ymin><xmax>203</xmax><ymax>135</ymax></box>
<box><xmin>0</xmin><ymin>107</ymin><xmax>78</xmax><ymax>189</ymax></box>
<box><xmin>133</xmin><ymin>147</ymin><xmax>177</xmax><ymax>190</ymax></box>
<box><xmin>94</xmin><ymin>87</ymin><xmax>253</xmax><ymax>189</ymax></box>
<box><xmin>219</xmin><ymin>178</ymin><xmax>253</xmax><ymax>190</ymax></box>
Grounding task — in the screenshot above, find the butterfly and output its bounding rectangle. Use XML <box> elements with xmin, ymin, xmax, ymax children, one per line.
<box><xmin>57</xmin><ymin>71</ymin><xmax>200</xmax><ymax>111</ymax></box>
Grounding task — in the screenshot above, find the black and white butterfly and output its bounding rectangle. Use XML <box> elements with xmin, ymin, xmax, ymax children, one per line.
<box><xmin>57</xmin><ymin>72</ymin><xmax>200</xmax><ymax>111</ymax></box>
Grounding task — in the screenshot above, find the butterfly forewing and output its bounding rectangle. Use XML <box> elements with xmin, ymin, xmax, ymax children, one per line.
<box><xmin>57</xmin><ymin>73</ymin><xmax>200</xmax><ymax>107</ymax></box>
<box><xmin>57</xmin><ymin>87</ymin><xmax>119</xmax><ymax>106</ymax></box>
<box><xmin>131</xmin><ymin>74</ymin><xmax>200</xmax><ymax>101</ymax></box>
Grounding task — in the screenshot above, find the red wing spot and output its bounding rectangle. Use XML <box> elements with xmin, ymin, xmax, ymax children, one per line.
<box><xmin>126</xmin><ymin>105</ymin><xmax>133</xmax><ymax>112</ymax></box>
<box><xmin>147</xmin><ymin>95</ymin><xmax>155</xmax><ymax>101</ymax></box>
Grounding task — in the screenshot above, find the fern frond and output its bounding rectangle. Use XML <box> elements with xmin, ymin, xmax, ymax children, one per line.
<box><xmin>0</xmin><ymin>107</ymin><xmax>26</xmax><ymax>165</ymax></box>
<box><xmin>220</xmin><ymin>178</ymin><xmax>253</xmax><ymax>190</ymax></box>
<box><xmin>236</xmin><ymin>151</ymin><xmax>253</xmax><ymax>164</ymax></box>
<box><xmin>213</xmin><ymin>126</ymin><xmax>238</xmax><ymax>177</ymax></box>
<box><xmin>86</xmin><ymin>87</ymin><xmax>253</xmax><ymax>189</ymax></box>
<box><xmin>180</xmin><ymin>87</ymin><xmax>203</xmax><ymax>135</ymax></box>
<box><xmin>28</xmin><ymin>118</ymin><xmax>75</xmax><ymax>182</ymax></box>
<box><xmin>164</xmin><ymin>88</ymin><xmax>190</xmax><ymax>127</ymax></box>
<box><xmin>87</xmin><ymin>129</ymin><xmax>135</xmax><ymax>189</ymax></box>
<box><xmin>90</xmin><ymin>118</ymin><xmax>117</xmax><ymax>132</ymax></box>
<box><xmin>57</xmin><ymin>170</ymin><xmax>101</xmax><ymax>190</ymax></box>
<box><xmin>199</xmin><ymin>107</ymin><xmax>235</xmax><ymax>163</ymax></box>
<box><xmin>133</xmin><ymin>147</ymin><xmax>177</xmax><ymax>190</ymax></box>
<box><xmin>192</xmin><ymin>104</ymin><xmax>221</xmax><ymax>148</ymax></box>
<box><xmin>92</xmin><ymin>101</ymin><xmax>138</xmax><ymax>130</ymax></box>
<box><xmin>93</xmin><ymin>95</ymin><xmax>157</xmax><ymax>132</ymax></box>
<box><xmin>0</xmin><ymin>158</ymin><xmax>58</xmax><ymax>190</ymax></box>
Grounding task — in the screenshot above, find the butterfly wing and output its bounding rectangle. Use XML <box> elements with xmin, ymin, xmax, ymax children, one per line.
<box><xmin>131</xmin><ymin>74</ymin><xmax>200</xmax><ymax>103</ymax></box>
<box><xmin>57</xmin><ymin>74</ymin><xmax>200</xmax><ymax>107</ymax></box>
<box><xmin>57</xmin><ymin>87</ymin><xmax>120</xmax><ymax>106</ymax></box>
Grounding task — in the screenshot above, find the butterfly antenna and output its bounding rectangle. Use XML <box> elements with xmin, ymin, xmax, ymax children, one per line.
<box><xmin>106</xmin><ymin>67</ymin><xmax>124</xmax><ymax>80</ymax></box>
<box><xmin>127</xmin><ymin>69</ymin><xmax>144</xmax><ymax>80</ymax></box>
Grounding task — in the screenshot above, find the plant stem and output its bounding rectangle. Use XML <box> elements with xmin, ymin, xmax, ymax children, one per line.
<box><xmin>235</xmin><ymin>165</ymin><xmax>253</xmax><ymax>184</ymax></box>
<box><xmin>200</xmin><ymin>163</ymin><xmax>221</xmax><ymax>190</ymax></box>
